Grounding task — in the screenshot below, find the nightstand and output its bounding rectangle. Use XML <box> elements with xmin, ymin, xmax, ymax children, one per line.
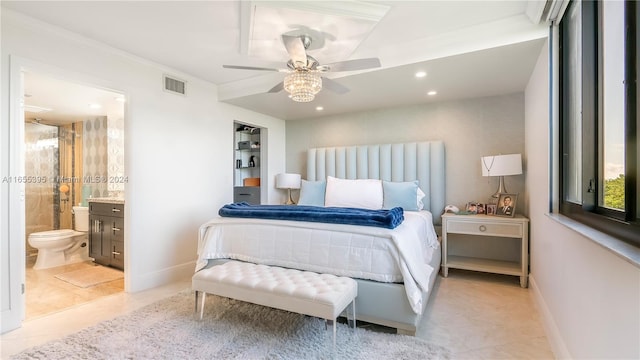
<box><xmin>441</xmin><ymin>213</ymin><xmax>529</xmax><ymax>288</ymax></box>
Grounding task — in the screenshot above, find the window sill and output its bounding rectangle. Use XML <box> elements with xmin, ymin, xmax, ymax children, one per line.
<box><xmin>546</xmin><ymin>213</ymin><xmax>640</xmax><ymax>269</ymax></box>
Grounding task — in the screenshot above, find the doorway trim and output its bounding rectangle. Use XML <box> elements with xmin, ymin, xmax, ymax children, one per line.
<box><xmin>4</xmin><ymin>55</ymin><xmax>129</xmax><ymax>333</ymax></box>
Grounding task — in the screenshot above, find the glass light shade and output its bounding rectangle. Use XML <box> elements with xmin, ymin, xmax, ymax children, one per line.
<box><xmin>276</xmin><ymin>173</ymin><xmax>301</xmax><ymax>189</ymax></box>
<box><xmin>284</xmin><ymin>72</ymin><xmax>322</xmax><ymax>102</ymax></box>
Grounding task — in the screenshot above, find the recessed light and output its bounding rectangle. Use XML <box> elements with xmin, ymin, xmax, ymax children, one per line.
<box><xmin>316</xmin><ymin>106</ymin><xmax>324</xmax><ymax>111</ymax></box>
<box><xmin>427</xmin><ymin>91</ymin><xmax>437</xmax><ymax>96</ymax></box>
<box><xmin>88</xmin><ymin>103</ymin><xmax>102</xmax><ymax>109</ymax></box>
<box><xmin>415</xmin><ymin>71</ymin><xmax>427</xmax><ymax>78</ymax></box>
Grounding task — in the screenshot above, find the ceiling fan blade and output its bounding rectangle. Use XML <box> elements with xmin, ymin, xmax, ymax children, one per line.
<box><xmin>223</xmin><ymin>65</ymin><xmax>280</xmax><ymax>72</ymax></box>
<box><xmin>322</xmin><ymin>78</ymin><xmax>350</xmax><ymax>94</ymax></box>
<box><xmin>282</xmin><ymin>35</ymin><xmax>308</xmax><ymax>67</ymax></box>
<box><xmin>267</xmin><ymin>81</ymin><xmax>284</xmax><ymax>93</ymax></box>
<box><xmin>324</xmin><ymin>58</ymin><xmax>381</xmax><ymax>72</ymax></box>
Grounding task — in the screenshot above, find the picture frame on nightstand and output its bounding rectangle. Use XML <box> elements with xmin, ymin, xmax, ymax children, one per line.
<box><xmin>486</xmin><ymin>204</ymin><xmax>497</xmax><ymax>215</ymax></box>
<box><xmin>465</xmin><ymin>202</ymin><xmax>478</xmax><ymax>214</ymax></box>
<box><xmin>496</xmin><ymin>193</ymin><xmax>517</xmax><ymax>217</ymax></box>
<box><xmin>476</xmin><ymin>203</ymin><xmax>486</xmax><ymax>214</ymax></box>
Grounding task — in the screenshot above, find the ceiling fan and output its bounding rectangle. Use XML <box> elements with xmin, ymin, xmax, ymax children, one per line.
<box><xmin>223</xmin><ymin>34</ymin><xmax>381</xmax><ymax>102</ymax></box>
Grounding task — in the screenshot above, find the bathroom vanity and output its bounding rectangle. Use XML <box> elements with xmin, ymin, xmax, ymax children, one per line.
<box><xmin>88</xmin><ymin>199</ymin><xmax>124</xmax><ymax>270</ymax></box>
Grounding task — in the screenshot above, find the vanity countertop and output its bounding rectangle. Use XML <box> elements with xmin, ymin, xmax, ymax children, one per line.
<box><xmin>88</xmin><ymin>197</ymin><xmax>125</xmax><ymax>205</ymax></box>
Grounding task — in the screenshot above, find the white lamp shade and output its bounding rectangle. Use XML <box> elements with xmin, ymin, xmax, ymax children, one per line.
<box><xmin>276</xmin><ymin>173</ymin><xmax>301</xmax><ymax>189</ymax></box>
<box><xmin>481</xmin><ymin>154</ymin><xmax>522</xmax><ymax>177</ymax></box>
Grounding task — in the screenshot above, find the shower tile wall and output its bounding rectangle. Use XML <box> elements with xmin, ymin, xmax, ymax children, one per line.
<box><xmin>107</xmin><ymin>115</ymin><xmax>125</xmax><ymax>195</ymax></box>
<box><xmin>58</xmin><ymin>123</ymin><xmax>82</xmax><ymax>229</ymax></box>
<box><xmin>83</xmin><ymin>117</ymin><xmax>109</xmax><ymax>198</ymax></box>
<box><xmin>25</xmin><ymin>123</ymin><xmax>59</xmax><ymax>256</ymax></box>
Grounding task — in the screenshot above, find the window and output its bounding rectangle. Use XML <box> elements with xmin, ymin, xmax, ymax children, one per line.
<box><xmin>560</xmin><ymin>0</ymin><xmax>639</xmax><ymax>246</ymax></box>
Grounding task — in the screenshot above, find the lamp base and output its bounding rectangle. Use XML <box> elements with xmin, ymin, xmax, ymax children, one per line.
<box><xmin>284</xmin><ymin>189</ymin><xmax>296</xmax><ymax>205</ymax></box>
<box><xmin>491</xmin><ymin>176</ymin><xmax>509</xmax><ymax>198</ymax></box>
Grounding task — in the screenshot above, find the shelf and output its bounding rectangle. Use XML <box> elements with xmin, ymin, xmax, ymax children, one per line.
<box><xmin>236</xmin><ymin>166</ymin><xmax>259</xmax><ymax>170</ymax></box>
<box><xmin>447</xmin><ymin>255</ymin><xmax>522</xmax><ymax>276</ymax></box>
<box><xmin>235</xmin><ymin>148</ymin><xmax>261</xmax><ymax>152</ymax></box>
<box><xmin>236</xmin><ymin>128</ymin><xmax>260</xmax><ymax>135</ymax></box>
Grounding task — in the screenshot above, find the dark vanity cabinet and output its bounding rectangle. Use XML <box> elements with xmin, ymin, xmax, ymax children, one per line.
<box><xmin>89</xmin><ymin>202</ymin><xmax>124</xmax><ymax>270</ymax></box>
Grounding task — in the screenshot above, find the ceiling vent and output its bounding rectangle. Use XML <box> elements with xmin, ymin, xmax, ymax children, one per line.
<box><xmin>163</xmin><ymin>74</ymin><xmax>186</xmax><ymax>96</ymax></box>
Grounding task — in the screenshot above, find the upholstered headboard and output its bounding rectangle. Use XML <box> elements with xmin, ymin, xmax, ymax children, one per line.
<box><xmin>307</xmin><ymin>141</ymin><xmax>445</xmax><ymax>224</ymax></box>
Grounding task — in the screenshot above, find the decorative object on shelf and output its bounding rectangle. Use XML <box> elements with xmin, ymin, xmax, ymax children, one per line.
<box><xmin>496</xmin><ymin>193</ymin><xmax>517</xmax><ymax>217</ymax></box>
<box><xmin>238</xmin><ymin>141</ymin><xmax>251</xmax><ymax>150</ymax></box>
<box><xmin>249</xmin><ymin>156</ymin><xmax>256</xmax><ymax>167</ymax></box>
<box><xmin>237</xmin><ymin>125</ymin><xmax>260</xmax><ymax>134</ymax></box>
<box><xmin>276</xmin><ymin>173</ymin><xmax>301</xmax><ymax>205</ymax></box>
<box><xmin>243</xmin><ymin>177</ymin><xmax>260</xmax><ymax>187</ymax></box>
<box><xmin>481</xmin><ymin>153</ymin><xmax>522</xmax><ymax>199</ymax></box>
<box><xmin>444</xmin><ymin>204</ymin><xmax>459</xmax><ymax>214</ymax></box>
<box><xmin>236</xmin><ymin>159</ymin><xmax>242</xmax><ymax>169</ymax></box>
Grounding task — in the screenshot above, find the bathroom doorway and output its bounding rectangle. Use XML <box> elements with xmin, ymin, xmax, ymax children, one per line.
<box><xmin>23</xmin><ymin>71</ymin><xmax>126</xmax><ymax>320</ymax></box>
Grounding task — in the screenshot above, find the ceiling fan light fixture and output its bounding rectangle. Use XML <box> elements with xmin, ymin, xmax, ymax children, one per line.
<box><xmin>284</xmin><ymin>72</ymin><xmax>322</xmax><ymax>102</ymax></box>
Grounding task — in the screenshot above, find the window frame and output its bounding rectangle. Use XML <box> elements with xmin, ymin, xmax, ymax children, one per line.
<box><xmin>559</xmin><ymin>0</ymin><xmax>640</xmax><ymax>246</ymax></box>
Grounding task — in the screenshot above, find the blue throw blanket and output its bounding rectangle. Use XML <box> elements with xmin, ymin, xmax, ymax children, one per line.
<box><xmin>218</xmin><ymin>202</ymin><xmax>404</xmax><ymax>229</ymax></box>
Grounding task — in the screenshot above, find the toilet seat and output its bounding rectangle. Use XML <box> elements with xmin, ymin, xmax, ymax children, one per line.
<box><xmin>29</xmin><ymin>229</ymin><xmax>76</xmax><ymax>239</ymax></box>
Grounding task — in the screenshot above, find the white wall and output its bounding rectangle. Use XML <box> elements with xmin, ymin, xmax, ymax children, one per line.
<box><xmin>286</xmin><ymin>94</ymin><xmax>526</xmax><ymax>214</ymax></box>
<box><xmin>525</xmin><ymin>40</ymin><xmax>640</xmax><ymax>359</ymax></box>
<box><xmin>0</xmin><ymin>9</ymin><xmax>286</xmax><ymax>309</ymax></box>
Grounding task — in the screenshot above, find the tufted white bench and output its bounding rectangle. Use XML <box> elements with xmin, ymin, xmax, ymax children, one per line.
<box><xmin>192</xmin><ymin>260</ymin><xmax>357</xmax><ymax>346</ymax></box>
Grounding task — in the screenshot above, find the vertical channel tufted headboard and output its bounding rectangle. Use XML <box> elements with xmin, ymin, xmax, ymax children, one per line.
<box><xmin>307</xmin><ymin>141</ymin><xmax>446</xmax><ymax>224</ymax></box>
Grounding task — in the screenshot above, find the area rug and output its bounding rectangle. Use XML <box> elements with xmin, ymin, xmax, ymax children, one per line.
<box><xmin>11</xmin><ymin>291</ymin><xmax>451</xmax><ymax>359</ymax></box>
<box><xmin>54</xmin><ymin>265</ymin><xmax>123</xmax><ymax>288</ymax></box>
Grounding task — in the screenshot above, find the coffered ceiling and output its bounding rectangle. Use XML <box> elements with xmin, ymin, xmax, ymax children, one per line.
<box><xmin>2</xmin><ymin>1</ymin><xmax>548</xmax><ymax>121</ymax></box>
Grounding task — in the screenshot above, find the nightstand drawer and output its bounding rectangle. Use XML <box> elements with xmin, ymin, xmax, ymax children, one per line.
<box><xmin>446</xmin><ymin>220</ymin><xmax>523</xmax><ymax>237</ymax></box>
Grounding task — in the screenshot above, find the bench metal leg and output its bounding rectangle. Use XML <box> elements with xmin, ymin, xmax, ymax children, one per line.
<box><xmin>332</xmin><ymin>318</ymin><xmax>336</xmax><ymax>349</ymax></box>
<box><xmin>199</xmin><ymin>292</ymin><xmax>207</xmax><ymax>320</ymax></box>
<box><xmin>351</xmin><ymin>300</ymin><xmax>356</xmax><ymax>329</ymax></box>
<box><xmin>194</xmin><ymin>291</ymin><xmax>199</xmax><ymax>313</ymax></box>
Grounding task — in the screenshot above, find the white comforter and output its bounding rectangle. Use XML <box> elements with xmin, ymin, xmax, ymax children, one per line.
<box><xmin>196</xmin><ymin>211</ymin><xmax>439</xmax><ymax>314</ymax></box>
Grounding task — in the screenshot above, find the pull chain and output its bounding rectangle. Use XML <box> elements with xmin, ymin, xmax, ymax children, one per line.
<box><xmin>482</xmin><ymin>156</ymin><xmax>495</xmax><ymax>182</ymax></box>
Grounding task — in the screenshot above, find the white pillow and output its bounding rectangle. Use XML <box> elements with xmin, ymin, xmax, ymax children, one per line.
<box><xmin>324</xmin><ymin>176</ymin><xmax>383</xmax><ymax>210</ymax></box>
<box><xmin>417</xmin><ymin>187</ymin><xmax>426</xmax><ymax>210</ymax></box>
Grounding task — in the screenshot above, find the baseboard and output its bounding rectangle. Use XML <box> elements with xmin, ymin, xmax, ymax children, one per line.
<box><xmin>128</xmin><ymin>260</ymin><xmax>195</xmax><ymax>292</ymax></box>
<box><xmin>529</xmin><ymin>275</ymin><xmax>572</xmax><ymax>359</ymax></box>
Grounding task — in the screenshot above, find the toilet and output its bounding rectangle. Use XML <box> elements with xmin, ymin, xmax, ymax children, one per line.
<box><xmin>28</xmin><ymin>206</ymin><xmax>90</xmax><ymax>270</ymax></box>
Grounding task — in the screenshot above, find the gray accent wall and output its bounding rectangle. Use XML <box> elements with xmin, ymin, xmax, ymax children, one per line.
<box><xmin>286</xmin><ymin>93</ymin><xmax>525</xmax><ymax>214</ymax></box>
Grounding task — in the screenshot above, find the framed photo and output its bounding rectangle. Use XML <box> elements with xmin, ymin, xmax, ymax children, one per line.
<box><xmin>496</xmin><ymin>193</ymin><xmax>517</xmax><ymax>217</ymax></box>
<box><xmin>465</xmin><ymin>202</ymin><xmax>478</xmax><ymax>214</ymax></box>
<box><xmin>486</xmin><ymin>204</ymin><xmax>497</xmax><ymax>215</ymax></box>
<box><xmin>476</xmin><ymin>203</ymin><xmax>486</xmax><ymax>214</ymax></box>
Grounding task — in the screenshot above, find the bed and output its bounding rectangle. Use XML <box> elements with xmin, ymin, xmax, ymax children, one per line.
<box><xmin>197</xmin><ymin>141</ymin><xmax>445</xmax><ymax>335</ymax></box>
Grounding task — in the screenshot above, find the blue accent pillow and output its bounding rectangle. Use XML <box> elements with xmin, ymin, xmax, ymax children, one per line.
<box><xmin>297</xmin><ymin>180</ymin><xmax>326</xmax><ymax>206</ymax></box>
<box><xmin>383</xmin><ymin>180</ymin><xmax>419</xmax><ymax>211</ymax></box>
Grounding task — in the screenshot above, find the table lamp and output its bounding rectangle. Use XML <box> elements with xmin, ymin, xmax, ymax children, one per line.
<box><xmin>481</xmin><ymin>153</ymin><xmax>522</xmax><ymax>198</ymax></box>
<box><xmin>276</xmin><ymin>173</ymin><xmax>301</xmax><ymax>205</ymax></box>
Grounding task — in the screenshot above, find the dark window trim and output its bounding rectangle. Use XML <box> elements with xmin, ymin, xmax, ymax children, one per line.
<box><xmin>559</xmin><ymin>0</ymin><xmax>640</xmax><ymax>247</ymax></box>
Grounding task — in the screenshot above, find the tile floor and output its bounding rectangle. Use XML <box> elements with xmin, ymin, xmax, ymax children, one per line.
<box><xmin>2</xmin><ymin>269</ymin><xmax>554</xmax><ymax>359</ymax></box>
<box><xmin>24</xmin><ymin>257</ymin><xmax>124</xmax><ymax>320</ymax></box>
